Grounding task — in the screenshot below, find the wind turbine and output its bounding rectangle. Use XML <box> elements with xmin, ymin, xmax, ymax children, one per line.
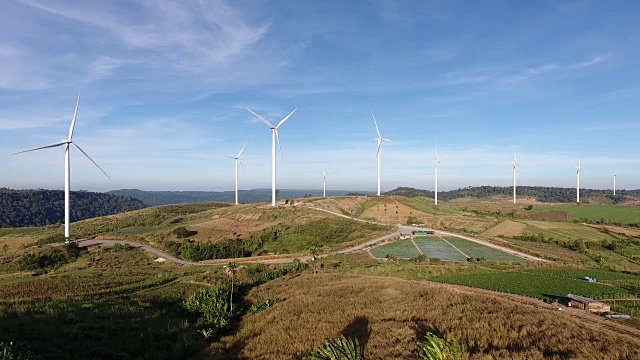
<box><xmin>371</xmin><ymin>111</ymin><xmax>393</xmax><ymax>196</ymax></box>
<box><xmin>225</xmin><ymin>141</ymin><xmax>247</xmax><ymax>205</ymax></box>
<box><xmin>576</xmin><ymin>161</ymin><xmax>581</xmax><ymax>203</ymax></box>
<box><xmin>512</xmin><ymin>148</ymin><xmax>519</xmax><ymax>204</ymax></box>
<box><xmin>13</xmin><ymin>95</ymin><xmax>110</xmax><ymax>243</ymax></box>
<box><xmin>613</xmin><ymin>172</ymin><xmax>616</xmax><ymax>196</ymax></box>
<box><xmin>246</xmin><ymin>108</ymin><xmax>297</xmax><ymax>207</ymax></box>
<box><xmin>322</xmin><ymin>168</ymin><xmax>327</xmax><ymax>198</ymax></box>
<box><xmin>434</xmin><ymin>145</ymin><xmax>440</xmax><ymax>206</ymax></box>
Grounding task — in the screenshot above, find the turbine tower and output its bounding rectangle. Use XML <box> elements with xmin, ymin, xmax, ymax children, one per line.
<box><xmin>322</xmin><ymin>168</ymin><xmax>327</xmax><ymax>198</ymax></box>
<box><xmin>613</xmin><ymin>172</ymin><xmax>616</xmax><ymax>196</ymax></box>
<box><xmin>225</xmin><ymin>141</ymin><xmax>247</xmax><ymax>205</ymax></box>
<box><xmin>13</xmin><ymin>95</ymin><xmax>110</xmax><ymax>243</ymax></box>
<box><xmin>434</xmin><ymin>146</ymin><xmax>440</xmax><ymax>206</ymax></box>
<box><xmin>576</xmin><ymin>162</ymin><xmax>581</xmax><ymax>203</ymax></box>
<box><xmin>247</xmin><ymin>108</ymin><xmax>297</xmax><ymax>206</ymax></box>
<box><xmin>371</xmin><ymin>111</ymin><xmax>393</xmax><ymax>196</ymax></box>
<box><xmin>512</xmin><ymin>149</ymin><xmax>519</xmax><ymax>204</ymax></box>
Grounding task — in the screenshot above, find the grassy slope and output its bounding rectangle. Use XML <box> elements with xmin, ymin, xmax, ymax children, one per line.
<box><xmin>212</xmin><ymin>273</ymin><xmax>640</xmax><ymax>359</ymax></box>
<box><xmin>0</xmin><ymin>202</ymin><xmax>394</xmax><ymax>261</ymax></box>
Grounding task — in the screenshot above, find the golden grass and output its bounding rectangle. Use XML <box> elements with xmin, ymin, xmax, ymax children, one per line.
<box><xmin>211</xmin><ymin>273</ymin><xmax>640</xmax><ymax>359</ymax></box>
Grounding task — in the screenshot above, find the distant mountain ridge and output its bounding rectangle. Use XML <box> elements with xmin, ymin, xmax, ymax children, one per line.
<box><xmin>0</xmin><ymin>188</ymin><xmax>147</xmax><ymax>228</ymax></box>
<box><xmin>384</xmin><ymin>186</ymin><xmax>640</xmax><ymax>203</ymax></box>
<box><xmin>107</xmin><ymin>189</ymin><xmax>375</xmax><ymax>206</ymax></box>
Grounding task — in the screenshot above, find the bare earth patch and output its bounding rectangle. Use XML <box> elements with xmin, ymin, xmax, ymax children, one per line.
<box><xmin>483</xmin><ymin>220</ymin><xmax>527</xmax><ymax>237</ymax></box>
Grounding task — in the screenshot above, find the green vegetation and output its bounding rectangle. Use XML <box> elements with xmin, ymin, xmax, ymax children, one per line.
<box><xmin>442</xmin><ymin>236</ymin><xmax>525</xmax><ymax>262</ymax></box>
<box><xmin>0</xmin><ymin>247</ymin><xmax>309</xmax><ymax>359</ymax></box>
<box><xmin>370</xmin><ymin>236</ymin><xmax>523</xmax><ymax>262</ymax></box>
<box><xmin>370</xmin><ymin>239</ymin><xmax>420</xmax><ymax>259</ymax></box>
<box><xmin>414</xmin><ymin>237</ymin><xmax>467</xmax><ymax>261</ymax></box>
<box><xmin>417</xmin><ymin>332</ymin><xmax>463</xmax><ymax>360</ymax></box>
<box><xmin>0</xmin><ymin>188</ymin><xmax>146</xmax><ymax>228</ymax></box>
<box><xmin>309</xmin><ymin>335</ymin><xmax>363</xmax><ymax>360</ymax></box>
<box><xmin>432</xmin><ymin>269</ymin><xmax>639</xmax><ymax>300</ymax></box>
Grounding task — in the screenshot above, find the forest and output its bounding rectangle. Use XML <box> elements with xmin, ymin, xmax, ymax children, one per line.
<box><xmin>0</xmin><ymin>189</ymin><xmax>147</xmax><ymax>228</ymax></box>
<box><xmin>385</xmin><ymin>186</ymin><xmax>640</xmax><ymax>203</ymax></box>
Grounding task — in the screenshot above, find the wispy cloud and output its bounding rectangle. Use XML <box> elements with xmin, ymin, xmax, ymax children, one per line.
<box><xmin>568</xmin><ymin>53</ymin><xmax>611</xmax><ymax>70</ymax></box>
<box><xmin>18</xmin><ymin>0</ymin><xmax>268</xmax><ymax>70</ymax></box>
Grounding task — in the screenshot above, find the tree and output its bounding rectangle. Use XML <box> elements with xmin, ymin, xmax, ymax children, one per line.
<box><xmin>223</xmin><ymin>262</ymin><xmax>243</xmax><ymax>312</ymax></box>
<box><xmin>309</xmin><ymin>246</ymin><xmax>319</xmax><ymax>274</ymax></box>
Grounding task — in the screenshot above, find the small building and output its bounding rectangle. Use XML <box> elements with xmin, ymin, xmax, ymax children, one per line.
<box><xmin>567</xmin><ymin>294</ymin><xmax>611</xmax><ymax>313</ymax></box>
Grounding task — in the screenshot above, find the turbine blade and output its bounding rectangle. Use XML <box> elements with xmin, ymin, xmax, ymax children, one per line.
<box><xmin>68</xmin><ymin>94</ymin><xmax>80</xmax><ymax>141</ymax></box>
<box><xmin>376</xmin><ymin>141</ymin><xmax>381</xmax><ymax>156</ymax></box>
<box><xmin>371</xmin><ymin>111</ymin><xmax>381</xmax><ymax>138</ymax></box>
<box><xmin>72</xmin><ymin>143</ymin><xmax>110</xmax><ymax>179</ymax></box>
<box><xmin>237</xmin><ymin>140</ymin><xmax>248</xmax><ymax>158</ymax></box>
<box><xmin>381</xmin><ymin>138</ymin><xmax>393</xmax><ymax>143</ymax></box>
<box><xmin>275</xmin><ymin>130</ymin><xmax>284</xmax><ymax>163</ymax></box>
<box><xmin>239</xmin><ymin>159</ymin><xmax>247</xmax><ymax>175</ymax></box>
<box><xmin>246</xmin><ymin>108</ymin><xmax>275</xmax><ymax>128</ymax></box>
<box><xmin>224</xmin><ymin>156</ymin><xmax>236</xmax><ymax>159</ymax></box>
<box><xmin>13</xmin><ymin>141</ymin><xmax>67</xmax><ymax>154</ymax></box>
<box><xmin>276</xmin><ymin>108</ymin><xmax>297</xmax><ymax>129</ymax></box>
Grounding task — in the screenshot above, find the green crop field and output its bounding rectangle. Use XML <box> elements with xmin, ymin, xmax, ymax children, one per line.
<box><xmin>531</xmin><ymin>204</ymin><xmax>640</xmax><ymax>224</ymax></box>
<box><xmin>413</xmin><ymin>237</ymin><xmax>467</xmax><ymax>261</ymax></box>
<box><xmin>442</xmin><ymin>236</ymin><xmax>525</xmax><ymax>262</ymax></box>
<box><xmin>432</xmin><ymin>269</ymin><xmax>640</xmax><ymax>300</ymax></box>
<box><xmin>369</xmin><ymin>239</ymin><xmax>420</xmax><ymax>259</ymax></box>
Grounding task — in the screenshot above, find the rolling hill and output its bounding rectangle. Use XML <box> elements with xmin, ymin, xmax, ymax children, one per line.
<box><xmin>0</xmin><ymin>189</ymin><xmax>147</xmax><ymax>228</ymax></box>
<box><xmin>385</xmin><ymin>186</ymin><xmax>640</xmax><ymax>204</ymax></box>
<box><xmin>108</xmin><ymin>188</ymin><xmax>375</xmax><ymax>206</ymax></box>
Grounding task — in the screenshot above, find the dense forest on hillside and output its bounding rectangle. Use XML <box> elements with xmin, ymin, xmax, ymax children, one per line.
<box><xmin>385</xmin><ymin>186</ymin><xmax>640</xmax><ymax>203</ymax></box>
<box><xmin>108</xmin><ymin>189</ymin><xmax>373</xmax><ymax>206</ymax></box>
<box><xmin>0</xmin><ymin>189</ymin><xmax>147</xmax><ymax>227</ymax></box>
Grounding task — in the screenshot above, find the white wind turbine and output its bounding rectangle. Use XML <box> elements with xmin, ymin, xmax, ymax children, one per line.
<box><xmin>247</xmin><ymin>108</ymin><xmax>297</xmax><ymax>207</ymax></box>
<box><xmin>322</xmin><ymin>168</ymin><xmax>327</xmax><ymax>198</ymax></box>
<box><xmin>613</xmin><ymin>172</ymin><xmax>616</xmax><ymax>196</ymax></box>
<box><xmin>225</xmin><ymin>141</ymin><xmax>247</xmax><ymax>205</ymax></box>
<box><xmin>13</xmin><ymin>95</ymin><xmax>110</xmax><ymax>243</ymax></box>
<box><xmin>434</xmin><ymin>145</ymin><xmax>440</xmax><ymax>206</ymax></box>
<box><xmin>371</xmin><ymin>111</ymin><xmax>393</xmax><ymax>196</ymax></box>
<box><xmin>512</xmin><ymin>148</ymin><xmax>519</xmax><ymax>204</ymax></box>
<box><xmin>576</xmin><ymin>162</ymin><xmax>581</xmax><ymax>203</ymax></box>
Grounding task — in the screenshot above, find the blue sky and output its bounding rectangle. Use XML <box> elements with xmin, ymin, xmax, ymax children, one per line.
<box><xmin>1</xmin><ymin>0</ymin><xmax>639</xmax><ymax>192</ymax></box>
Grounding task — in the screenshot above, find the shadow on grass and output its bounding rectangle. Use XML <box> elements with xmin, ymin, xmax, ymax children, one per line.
<box><xmin>0</xmin><ymin>296</ymin><xmax>206</xmax><ymax>360</ymax></box>
<box><xmin>341</xmin><ymin>316</ymin><xmax>370</xmax><ymax>354</ymax></box>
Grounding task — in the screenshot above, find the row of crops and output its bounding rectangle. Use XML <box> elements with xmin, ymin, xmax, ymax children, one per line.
<box><xmin>370</xmin><ymin>235</ymin><xmax>524</xmax><ymax>262</ymax></box>
<box><xmin>431</xmin><ymin>269</ymin><xmax>640</xmax><ymax>300</ymax></box>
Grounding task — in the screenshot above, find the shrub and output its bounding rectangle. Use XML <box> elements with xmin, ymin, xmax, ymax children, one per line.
<box><xmin>172</xmin><ymin>226</ymin><xmax>197</xmax><ymax>239</ymax></box>
<box><xmin>249</xmin><ymin>298</ymin><xmax>281</xmax><ymax>314</ymax></box>
<box><xmin>308</xmin><ymin>335</ymin><xmax>363</xmax><ymax>360</ymax></box>
<box><xmin>14</xmin><ymin>243</ymin><xmax>82</xmax><ymax>271</ymax></box>
<box><xmin>417</xmin><ymin>332</ymin><xmax>463</xmax><ymax>360</ymax></box>
<box><xmin>107</xmin><ymin>243</ymin><xmax>134</xmax><ymax>252</ymax></box>
<box><xmin>183</xmin><ymin>287</ymin><xmax>234</xmax><ymax>331</ymax></box>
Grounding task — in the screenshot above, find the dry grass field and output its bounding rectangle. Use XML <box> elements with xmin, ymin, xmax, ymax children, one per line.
<box><xmin>211</xmin><ymin>273</ymin><xmax>640</xmax><ymax>359</ymax></box>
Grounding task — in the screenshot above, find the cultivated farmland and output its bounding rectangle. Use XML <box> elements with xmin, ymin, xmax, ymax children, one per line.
<box><xmin>369</xmin><ymin>239</ymin><xmax>420</xmax><ymax>259</ymax></box>
<box><xmin>432</xmin><ymin>269</ymin><xmax>640</xmax><ymax>300</ymax></box>
<box><xmin>414</xmin><ymin>236</ymin><xmax>467</xmax><ymax>261</ymax></box>
<box><xmin>370</xmin><ymin>235</ymin><xmax>524</xmax><ymax>262</ymax></box>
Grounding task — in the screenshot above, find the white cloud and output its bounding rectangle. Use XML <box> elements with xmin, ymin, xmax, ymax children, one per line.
<box><xmin>568</xmin><ymin>53</ymin><xmax>611</xmax><ymax>70</ymax></box>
